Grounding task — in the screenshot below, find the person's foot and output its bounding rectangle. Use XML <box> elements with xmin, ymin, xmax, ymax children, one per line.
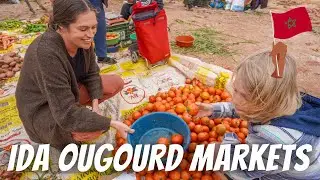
<box><xmin>97</xmin><ymin>57</ymin><xmax>117</xmax><ymax>64</ymax></box>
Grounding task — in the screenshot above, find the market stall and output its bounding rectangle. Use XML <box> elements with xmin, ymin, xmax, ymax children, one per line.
<box><xmin>0</xmin><ymin>17</ymin><xmax>241</xmax><ymax>180</ymax></box>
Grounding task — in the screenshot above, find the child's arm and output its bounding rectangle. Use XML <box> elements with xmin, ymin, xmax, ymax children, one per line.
<box><xmin>196</xmin><ymin>102</ymin><xmax>239</xmax><ymax>119</ymax></box>
<box><xmin>210</xmin><ymin>102</ymin><xmax>239</xmax><ymax>119</ymax></box>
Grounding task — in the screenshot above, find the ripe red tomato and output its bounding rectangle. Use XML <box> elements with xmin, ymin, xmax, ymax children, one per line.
<box><xmin>200</xmin><ymin>117</ymin><xmax>210</xmax><ymax>126</ymax></box>
<box><xmin>231</xmin><ymin>118</ymin><xmax>240</xmax><ymax>128</ymax></box>
<box><xmin>240</xmin><ymin>128</ymin><xmax>249</xmax><ymax>136</ymax></box>
<box><xmin>194</xmin><ymin>125</ymin><xmax>203</xmax><ymax>134</ymax></box>
<box><xmin>182</xmin><ymin>112</ymin><xmax>192</xmax><ymax>124</ymax></box>
<box><xmin>187</xmin><ymin>103</ymin><xmax>199</xmax><ymax>116</ymax></box>
<box><xmin>167</xmin><ymin>109</ymin><xmax>177</xmax><ymax>115</ymax></box>
<box><xmin>149</xmin><ymin>95</ymin><xmax>156</xmax><ymax>103</ymax></box>
<box><xmin>240</xmin><ymin>120</ymin><xmax>248</xmax><ymax>128</ymax></box>
<box><xmin>169</xmin><ymin>170</ymin><xmax>181</xmax><ymax>180</ymax></box>
<box><xmin>208</xmin><ymin>120</ymin><xmax>215</xmax><ymax>129</ymax></box>
<box><xmin>221</xmin><ymin>91</ymin><xmax>231</xmax><ymax>100</ymax></box>
<box><xmin>168</xmin><ymin>90</ymin><xmax>176</xmax><ymax>98</ymax></box>
<box><xmin>202</xmin><ymin>126</ymin><xmax>210</xmax><ymax>133</ymax></box>
<box><xmin>142</xmin><ymin>110</ymin><xmax>149</xmax><ymax>116</ymax></box>
<box><xmin>181</xmin><ymin>170</ymin><xmax>191</xmax><ymax>180</ymax></box>
<box><xmin>200</xmin><ymin>92</ymin><xmax>210</xmax><ymax>100</ymax></box>
<box><xmin>153</xmin><ymin>171</ymin><xmax>167</xmax><ymax>180</ymax></box>
<box><xmin>133</xmin><ymin>111</ymin><xmax>142</xmax><ymax>120</ymax></box>
<box><xmin>213</xmin><ymin>95</ymin><xmax>221</xmax><ymax>102</ymax></box>
<box><xmin>197</xmin><ymin>132</ymin><xmax>209</xmax><ymax>142</ymax></box>
<box><xmin>157</xmin><ymin>104</ymin><xmax>166</xmax><ymax>112</ymax></box>
<box><xmin>208</xmin><ymin>87</ymin><xmax>216</xmax><ymax>95</ymax></box>
<box><xmin>209</xmin><ymin>131</ymin><xmax>218</xmax><ymax>139</ymax></box>
<box><xmin>216</xmin><ymin>124</ymin><xmax>227</xmax><ymax>136</ymax></box>
<box><xmin>171</xmin><ymin>134</ymin><xmax>184</xmax><ymax>145</ymax></box>
<box><xmin>237</xmin><ymin>132</ymin><xmax>246</xmax><ymax>139</ymax></box>
<box><xmin>179</xmin><ymin>159</ymin><xmax>189</xmax><ymax>170</ymax></box>
<box><xmin>215</xmin><ymin>89</ymin><xmax>223</xmax><ymax>95</ymax></box>
<box><xmin>157</xmin><ymin>137</ymin><xmax>170</xmax><ymax>146</ymax></box>
<box><xmin>175</xmin><ymin>103</ymin><xmax>187</xmax><ymax>114</ymax></box>
<box><xmin>145</xmin><ymin>103</ymin><xmax>154</xmax><ymax>111</ymax></box>
<box><xmin>188</xmin><ymin>142</ymin><xmax>197</xmax><ymax>153</ymax></box>
<box><xmin>188</xmin><ymin>122</ymin><xmax>195</xmax><ymax>131</ymax></box>
<box><xmin>191</xmin><ymin>132</ymin><xmax>197</xmax><ymax>142</ymax></box>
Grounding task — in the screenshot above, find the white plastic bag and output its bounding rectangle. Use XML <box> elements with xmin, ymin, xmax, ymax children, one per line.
<box><xmin>231</xmin><ymin>0</ymin><xmax>245</xmax><ymax>11</ymax></box>
<box><xmin>9</xmin><ymin>0</ymin><xmax>20</xmax><ymax>4</ymax></box>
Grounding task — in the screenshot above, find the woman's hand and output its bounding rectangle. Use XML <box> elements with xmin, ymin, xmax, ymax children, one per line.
<box><xmin>92</xmin><ymin>99</ymin><xmax>103</xmax><ymax>116</ymax></box>
<box><xmin>71</xmin><ymin>120</ymin><xmax>134</xmax><ymax>142</ymax></box>
<box><xmin>195</xmin><ymin>102</ymin><xmax>213</xmax><ymax>118</ymax></box>
<box><xmin>110</xmin><ymin>121</ymin><xmax>135</xmax><ymax>139</ymax></box>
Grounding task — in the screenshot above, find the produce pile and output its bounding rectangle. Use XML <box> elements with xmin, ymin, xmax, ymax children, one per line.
<box><xmin>0</xmin><ymin>33</ymin><xmax>16</xmax><ymax>50</ymax></box>
<box><xmin>106</xmin><ymin>32</ymin><xmax>119</xmax><ymax>40</ymax></box>
<box><xmin>0</xmin><ymin>19</ymin><xmax>47</xmax><ymax>34</ymax></box>
<box><xmin>0</xmin><ymin>52</ymin><xmax>23</xmax><ymax>80</ymax></box>
<box><xmin>0</xmin><ymin>168</ymin><xmax>22</xmax><ymax>180</ymax></box>
<box><xmin>21</xmin><ymin>23</ymin><xmax>47</xmax><ymax>34</ymax></box>
<box><xmin>0</xmin><ymin>20</ymin><xmax>24</xmax><ymax>31</ymax></box>
<box><xmin>114</xmin><ymin>78</ymin><xmax>249</xmax><ymax>180</ymax></box>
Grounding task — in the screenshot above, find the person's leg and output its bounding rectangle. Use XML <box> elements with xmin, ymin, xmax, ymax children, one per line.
<box><xmin>250</xmin><ymin>0</ymin><xmax>260</xmax><ymax>10</ymax></box>
<box><xmin>120</xmin><ymin>3</ymin><xmax>133</xmax><ymax>20</ymax></box>
<box><xmin>78</xmin><ymin>84</ymin><xmax>91</xmax><ymax>105</ymax></box>
<box><xmin>99</xmin><ymin>74</ymin><xmax>124</xmax><ymax>103</ymax></box>
<box><xmin>260</xmin><ymin>0</ymin><xmax>268</xmax><ymax>9</ymax></box>
<box><xmin>89</xmin><ymin>0</ymin><xmax>116</xmax><ymax>64</ymax></box>
<box><xmin>78</xmin><ymin>74</ymin><xmax>124</xmax><ymax>105</ymax></box>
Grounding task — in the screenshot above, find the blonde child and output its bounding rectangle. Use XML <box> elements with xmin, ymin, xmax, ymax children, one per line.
<box><xmin>197</xmin><ymin>50</ymin><xmax>320</xmax><ymax>179</ymax></box>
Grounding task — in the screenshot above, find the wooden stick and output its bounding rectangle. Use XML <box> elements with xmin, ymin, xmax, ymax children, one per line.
<box><xmin>270</xmin><ymin>10</ymin><xmax>280</xmax><ymax>77</ymax></box>
<box><xmin>273</xmin><ymin>39</ymin><xmax>280</xmax><ymax>77</ymax></box>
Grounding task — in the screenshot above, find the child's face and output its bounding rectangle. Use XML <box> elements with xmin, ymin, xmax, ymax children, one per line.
<box><xmin>232</xmin><ymin>75</ymin><xmax>249</xmax><ymax>116</ymax></box>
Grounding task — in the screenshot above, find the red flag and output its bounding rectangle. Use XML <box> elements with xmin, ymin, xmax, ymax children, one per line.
<box><xmin>271</xmin><ymin>7</ymin><xmax>312</xmax><ymax>39</ymax></box>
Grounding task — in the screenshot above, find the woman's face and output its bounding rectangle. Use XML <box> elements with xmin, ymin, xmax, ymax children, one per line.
<box><xmin>60</xmin><ymin>11</ymin><xmax>97</xmax><ymax>50</ymax></box>
<box><xmin>232</xmin><ymin>75</ymin><xmax>250</xmax><ymax>116</ymax></box>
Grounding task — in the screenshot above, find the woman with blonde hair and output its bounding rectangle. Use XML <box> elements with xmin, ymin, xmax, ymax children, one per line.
<box><xmin>197</xmin><ymin>50</ymin><xmax>320</xmax><ymax>179</ymax></box>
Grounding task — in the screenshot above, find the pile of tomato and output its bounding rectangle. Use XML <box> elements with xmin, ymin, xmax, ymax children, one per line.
<box><xmin>106</xmin><ymin>32</ymin><xmax>119</xmax><ymax>40</ymax></box>
<box><xmin>114</xmin><ymin>78</ymin><xmax>249</xmax><ymax>180</ymax></box>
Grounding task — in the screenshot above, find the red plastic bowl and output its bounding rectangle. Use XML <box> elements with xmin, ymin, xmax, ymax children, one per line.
<box><xmin>175</xmin><ymin>35</ymin><xmax>194</xmax><ymax>47</ymax></box>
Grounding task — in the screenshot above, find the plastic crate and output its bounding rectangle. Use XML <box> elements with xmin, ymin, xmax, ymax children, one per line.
<box><xmin>107</xmin><ymin>21</ymin><xmax>130</xmax><ymax>41</ymax></box>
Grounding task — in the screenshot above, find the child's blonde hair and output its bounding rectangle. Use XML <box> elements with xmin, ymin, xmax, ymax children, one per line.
<box><xmin>233</xmin><ymin>50</ymin><xmax>302</xmax><ymax>123</ymax></box>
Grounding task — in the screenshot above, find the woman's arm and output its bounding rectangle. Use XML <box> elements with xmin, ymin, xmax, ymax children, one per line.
<box><xmin>35</xmin><ymin>51</ymin><xmax>109</xmax><ymax>133</ymax></box>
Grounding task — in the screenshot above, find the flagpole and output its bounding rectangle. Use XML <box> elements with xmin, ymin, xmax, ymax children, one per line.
<box><xmin>270</xmin><ymin>10</ymin><xmax>280</xmax><ymax>77</ymax></box>
<box><xmin>274</xmin><ymin>39</ymin><xmax>280</xmax><ymax>77</ymax></box>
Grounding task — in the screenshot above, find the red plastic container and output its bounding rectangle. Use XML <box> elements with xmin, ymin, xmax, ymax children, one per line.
<box><xmin>176</xmin><ymin>35</ymin><xmax>194</xmax><ymax>47</ymax></box>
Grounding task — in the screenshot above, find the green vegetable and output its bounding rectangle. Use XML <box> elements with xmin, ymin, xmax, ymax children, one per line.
<box><xmin>0</xmin><ymin>20</ymin><xmax>24</xmax><ymax>30</ymax></box>
<box><xmin>22</xmin><ymin>24</ymin><xmax>47</xmax><ymax>34</ymax></box>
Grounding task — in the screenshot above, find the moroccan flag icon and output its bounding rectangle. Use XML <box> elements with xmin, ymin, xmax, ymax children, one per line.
<box><xmin>271</xmin><ymin>7</ymin><xmax>312</xmax><ymax>39</ymax></box>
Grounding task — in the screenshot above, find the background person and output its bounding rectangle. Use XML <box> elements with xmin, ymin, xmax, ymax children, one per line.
<box><xmin>89</xmin><ymin>0</ymin><xmax>117</xmax><ymax>64</ymax></box>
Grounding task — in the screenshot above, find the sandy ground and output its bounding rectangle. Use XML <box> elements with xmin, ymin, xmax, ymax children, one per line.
<box><xmin>1</xmin><ymin>0</ymin><xmax>319</xmax><ymax>96</ymax></box>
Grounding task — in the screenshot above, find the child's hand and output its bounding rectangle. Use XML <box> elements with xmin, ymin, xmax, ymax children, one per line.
<box><xmin>195</xmin><ymin>102</ymin><xmax>213</xmax><ymax>118</ymax></box>
<box><xmin>110</xmin><ymin>121</ymin><xmax>135</xmax><ymax>139</ymax></box>
<box><xmin>215</xmin><ymin>171</ymin><xmax>229</xmax><ymax>180</ymax></box>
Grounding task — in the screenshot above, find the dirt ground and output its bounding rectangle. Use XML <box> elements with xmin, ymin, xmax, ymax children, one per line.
<box><xmin>1</xmin><ymin>0</ymin><xmax>319</xmax><ymax>96</ymax></box>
